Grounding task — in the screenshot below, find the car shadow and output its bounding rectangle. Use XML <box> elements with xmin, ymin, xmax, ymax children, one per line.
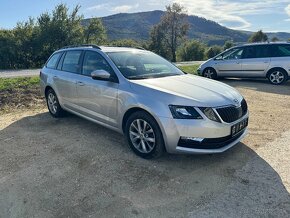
<box><xmin>219</xmin><ymin>78</ymin><xmax>290</xmax><ymax>95</ymax></box>
<box><xmin>0</xmin><ymin>112</ymin><xmax>289</xmax><ymax>217</ymax></box>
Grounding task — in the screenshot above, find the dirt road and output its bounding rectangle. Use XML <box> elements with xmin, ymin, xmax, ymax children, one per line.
<box><xmin>0</xmin><ymin>79</ymin><xmax>289</xmax><ymax>217</ymax></box>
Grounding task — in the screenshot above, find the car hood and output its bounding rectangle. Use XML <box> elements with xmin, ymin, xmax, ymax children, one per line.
<box><xmin>129</xmin><ymin>74</ymin><xmax>243</xmax><ymax>107</ymax></box>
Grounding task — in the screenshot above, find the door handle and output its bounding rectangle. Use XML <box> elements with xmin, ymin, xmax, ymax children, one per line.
<box><xmin>77</xmin><ymin>81</ymin><xmax>85</xmax><ymax>86</ymax></box>
<box><xmin>53</xmin><ymin>76</ymin><xmax>58</xmax><ymax>79</ymax></box>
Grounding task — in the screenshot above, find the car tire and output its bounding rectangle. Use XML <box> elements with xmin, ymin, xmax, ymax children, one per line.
<box><xmin>203</xmin><ymin>68</ymin><xmax>218</xmax><ymax>80</ymax></box>
<box><xmin>267</xmin><ymin>68</ymin><xmax>288</xmax><ymax>85</ymax></box>
<box><xmin>125</xmin><ymin>111</ymin><xmax>165</xmax><ymax>159</ymax></box>
<box><xmin>46</xmin><ymin>89</ymin><xmax>65</xmax><ymax>118</ymax></box>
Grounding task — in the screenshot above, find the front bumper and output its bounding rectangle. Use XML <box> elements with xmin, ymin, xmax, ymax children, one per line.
<box><xmin>158</xmin><ymin>113</ymin><xmax>249</xmax><ymax>154</ymax></box>
<box><xmin>197</xmin><ymin>68</ymin><xmax>202</xmax><ymax>76</ymax></box>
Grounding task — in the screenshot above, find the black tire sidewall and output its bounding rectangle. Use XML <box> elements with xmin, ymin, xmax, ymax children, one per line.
<box><xmin>203</xmin><ymin>68</ymin><xmax>217</xmax><ymax>80</ymax></box>
<box><xmin>125</xmin><ymin>111</ymin><xmax>165</xmax><ymax>159</ymax></box>
<box><xmin>46</xmin><ymin>89</ymin><xmax>64</xmax><ymax>118</ymax></box>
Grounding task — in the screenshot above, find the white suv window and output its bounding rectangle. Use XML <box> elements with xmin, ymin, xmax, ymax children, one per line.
<box><xmin>223</xmin><ymin>48</ymin><xmax>244</xmax><ymax>60</ymax></box>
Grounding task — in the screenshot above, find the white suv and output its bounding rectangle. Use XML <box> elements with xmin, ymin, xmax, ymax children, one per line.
<box><xmin>198</xmin><ymin>42</ymin><xmax>290</xmax><ymax>85</ymax></box>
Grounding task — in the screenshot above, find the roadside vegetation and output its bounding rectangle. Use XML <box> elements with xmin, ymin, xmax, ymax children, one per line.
<box><xmin>0</xmin><ymin>3</ymin><xmax>273</xmax><ymax>70</ymax></box>
<box><xmin>0</xmin><ymin>77</ymin><xmax>44</xmax><ymax>114</ymax></box>
<box><xmin>178</xmin><ymin>64</ymin><xmax>199</xmax><ymax>74</ymax></box>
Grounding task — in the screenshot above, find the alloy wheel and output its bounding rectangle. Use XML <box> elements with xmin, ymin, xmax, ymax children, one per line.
<box><xmin>269</xmin><ymin>71</ymin><xmax>285</xmax><ymax>84</ymax></box>
<box><xmin>204</xmin><ymin>69</ymin><xmax>214</xmax><ymax>79</ymax></box>
<box><xmin>47</xmin><ymin>92</ymin><xmax>58</xmax><ymax>114</ymax></box>
<box><xmin>129</xmin><ymin>119</ymin><xmax>156</xmax><ymax>153</ymax></box>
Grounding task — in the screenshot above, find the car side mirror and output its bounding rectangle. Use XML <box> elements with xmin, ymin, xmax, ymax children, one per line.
<box><xmin>91</xmin><ymin>70</ymin><xmax>112</xmax><ymax>81</ymax></box>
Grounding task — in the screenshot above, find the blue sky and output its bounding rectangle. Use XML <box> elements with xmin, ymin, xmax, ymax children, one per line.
<box><xmin>1</xmin><ymin>0</ymin><xmax>290</xmax><ymax>32</ymax></box>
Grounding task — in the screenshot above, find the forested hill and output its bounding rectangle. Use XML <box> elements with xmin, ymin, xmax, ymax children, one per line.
<box><xmin>82</xmin><ymin>10</ymin><xmax>290</xmax><ymax>45</ymax></box>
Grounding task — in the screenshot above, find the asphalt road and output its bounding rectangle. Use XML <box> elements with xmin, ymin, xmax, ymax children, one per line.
<box><xmin>0</xmin><ymin>62</ymin><xmax>203</xmax><ymax>78</ymax></box>
<box><xmin>0</xmin><ymin>69</ymin><xmax>40</xmax><ymax>78</ymax></box>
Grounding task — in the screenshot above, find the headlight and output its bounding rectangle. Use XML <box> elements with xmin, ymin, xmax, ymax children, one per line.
<box><xmin>169</xmin><ymin>105</ymin><xmax>203</xmax><ymax>119</ymax></box>
<box><xmin>199</xmin><ymin>107</ymin><xmax>221</xmax><ymax>122</ymax></box>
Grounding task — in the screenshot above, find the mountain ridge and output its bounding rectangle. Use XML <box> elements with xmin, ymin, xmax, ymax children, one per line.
<box><xmin>82</xmin><ymin>10</ymin><xmax>290</xmax><ymax>45</ymax></box>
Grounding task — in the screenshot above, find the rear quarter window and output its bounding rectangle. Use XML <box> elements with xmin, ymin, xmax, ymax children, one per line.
<box><xmin>270</xmin><ymin>45</ymin><xmax>290</xmax><ymax>57</ymax></box>
<box><xmin>46</xmin><ymin>52</ymin><xmax>62</xmax><ymax>69</ymax></box>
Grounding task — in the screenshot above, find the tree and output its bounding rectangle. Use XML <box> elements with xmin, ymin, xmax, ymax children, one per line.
<box><xmin>205</xmin><ymin>46</ymin><xmax>222</xmax><ymax>59</ymax></box>
<box><xmin>223</xmin><ymin>40</ymin><xmax>234</xmax><ymax>50</ymax></box>
<box><xmin>248</xmin><ymin>30</ymin><xmax>268</xmax><ymax>43</ymax></box>
<box><xmin>177</xmin><ymin>40</ymin><xmax>206</xmax><ymax>61</ymax></box>
<box><xmin>84</xmin><ymin>18</ymin><xmax>107</xmax><ymax>44</ymax></box>
<box><xmin>271</xmin><ymin>37</ymin><xmax>279</xmax><ymax>42</ymax></box>
<box><xmin>149</xmin><ymin>3</ymin><xmax>189</xmax><ymax>62</ymax></box>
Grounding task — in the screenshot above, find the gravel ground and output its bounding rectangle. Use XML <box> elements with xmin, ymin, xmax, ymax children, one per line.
<box><xmin>0</xmin><ymin>79</ymin><xmax>289</xmax><ymax>218</ymax></box>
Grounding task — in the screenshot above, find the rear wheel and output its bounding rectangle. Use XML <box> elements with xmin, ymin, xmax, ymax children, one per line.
<box><xmin>267</xmin><ymin>69</ymin><xmax>287</xmax><ymax>85</ymax></box>
<box><xmin>203</xmin><ymin>68</ymin><xmax>217</xmax><ymax>80</ymax></box>
<box><xmin>125</xmin><ymin>111</ymin><xmax>165</xmax><ymax>159</ymax></box>
<box><xmin>46</xmin><ymin>89</ymin><xmax>65</xmax><ymax>118</ymax></box>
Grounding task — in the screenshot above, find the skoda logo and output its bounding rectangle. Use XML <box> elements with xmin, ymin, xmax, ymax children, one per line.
<box><xmin>233</xmin><ymin>99</ymin><xmax>240</xmax><ymax>107</ymax></box>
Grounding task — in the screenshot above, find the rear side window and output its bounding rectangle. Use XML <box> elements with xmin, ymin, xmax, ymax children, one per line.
<box><xmin>270</xmin><ymin>45</ymin><xmax>290</xmax><ymax>57</ymax></box>
<box><xmin>46</xmin><ymin>52</ymin><xmax>62</xmax><ymax>69</ymax></box>
<box><xmin>242</xmin><ymin>45</ymin><xmax>269</xmax><ymax>59</ymax></box>
<box><xmin>62</xmin><ymin>50</ymin><xmax>82</xmax><ymax>73</ymax></box>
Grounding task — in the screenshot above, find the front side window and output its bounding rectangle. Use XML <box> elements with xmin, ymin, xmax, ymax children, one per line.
<box><xmin>106</xmin><ymin>51</ymin><xmax>184</xmax><ymax>79</ymax></box>
<box><xmin>62</xmin><ymin>50</ymin><xmax>82</xmax><ymax>73</ymax></box>
<box><xmin>222</xmin><ymin>48</ymin><xmax>244</xmax><ymax>60</ymax></box>
<box><xmin>46</xmin><ymin>52</ymin><xmax>62</xmax><ymax>69</ymax></box>
<box><xmin>82</xmin><ymin>51</ymin><xmax>113</xmax><ymax>76</ymax></box>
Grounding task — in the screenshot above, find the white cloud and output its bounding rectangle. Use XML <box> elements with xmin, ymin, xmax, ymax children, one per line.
<box><xmin>111</xmin><ymin>4</ymin><xmax>140</xmax><ymax>13</ymax></box>
<box><xmin>286</xmin><ymin>4</ymin><xmax>290</xmax><ymax>16</ymax></box>
<box><xmin>174</xmin><ymin>0</ymin><xmax>290</xmax><ymax>30</ymax></box>
<box><xmin>86</xmin><ymin>4</ymin><xmax>109</xmax><ymax>11</ymax></box>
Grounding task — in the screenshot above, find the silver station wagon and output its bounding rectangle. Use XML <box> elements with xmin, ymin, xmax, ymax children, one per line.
<box><xmin>41</xmin><ymin>45</ymin><xmax>249</xmax><ymax>158</ymax></box>
<box><xmin>198</xmin><ymin>42</ymin><xmax>290</xmax><ymax>85</ymax></box>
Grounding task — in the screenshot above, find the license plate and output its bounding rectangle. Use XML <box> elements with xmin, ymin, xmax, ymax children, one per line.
<box><xmin>231</xmin><ymin>118</ymin><xmax>248</xmax><ymax>136</ymax></box>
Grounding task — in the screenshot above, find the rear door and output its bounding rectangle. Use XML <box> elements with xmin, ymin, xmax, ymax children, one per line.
<box><xmin>76</xmin><ymin>50</ymin><xmax>119</xmax><ymax>127</ymax></box>
<box><xmin>53</xmin><ymin>50</ymin><xmax>83</xmax><ymax>109</ymax></box>
<box><xmin>215</xmin><ymin>47</ymin><xmax>244</xmax><ymax>77</ymax></box>
<box><xmin>241</xmin><ymin>45</ymin><xmax>270</xmax><ymax>77</ymax></box>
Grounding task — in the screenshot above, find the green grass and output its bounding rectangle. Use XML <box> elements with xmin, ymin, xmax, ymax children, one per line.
<box><xmin>178</xmin><ymin>64</ymin><xmax>199</xmax><ymax>75</ymax></box>
<box><xmin>0</xmin><ymin>76</ymin><xmax>40</xmax><ymax>91</ymax></box>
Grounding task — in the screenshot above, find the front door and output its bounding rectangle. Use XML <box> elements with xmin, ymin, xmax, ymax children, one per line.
<box><xmin>76</xmin><ymin>51</ymin><xmax>119</xmax><ymax>127</ymax></box>
<box><xmin>215</xmin><ymin>47</ymin><xmax>244</xmax><ymax>77</ymax></box>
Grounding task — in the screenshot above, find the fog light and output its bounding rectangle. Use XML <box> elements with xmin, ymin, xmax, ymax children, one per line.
<box><xmin>181</xmin><ymin>137</ymin><xmax>204</xmax><ymax>142</ymax></box>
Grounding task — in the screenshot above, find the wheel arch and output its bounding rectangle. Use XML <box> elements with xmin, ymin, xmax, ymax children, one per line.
<box><xmin>44</xmin><ymin>86</ymin><xmax>54</xmax><ymax>97</ymax></box>
<box><xmin>122</xmin><ymin>107</ymin><xmax>154</xmax><ymax>134</ymax></box>
<box><xmin>266</xmin><ymin>67</ymin><xmax>288</xmax><ymax>78</ymax></box>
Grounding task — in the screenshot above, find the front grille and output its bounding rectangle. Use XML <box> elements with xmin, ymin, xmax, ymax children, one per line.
<box><xmin>178</xmin><ymin>130</ymin><xmax>245</xmax><ymax>149</ymax></box>
<box><xmin>216</xmin><ymin>99</ymin><xmax>248</xmax><ymax>123</ymax></box>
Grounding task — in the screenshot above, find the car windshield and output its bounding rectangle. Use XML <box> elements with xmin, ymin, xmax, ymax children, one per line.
<box><xmin>106</xmin><ymin>51</ymin><xmax>184</xmax><ymax>79</ymax></box>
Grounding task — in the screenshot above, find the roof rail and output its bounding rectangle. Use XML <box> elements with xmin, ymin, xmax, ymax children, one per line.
<box><xmin>61</xmin><ymin>44</ymin><xmax>101</xmax><ymax>49</ymax></box>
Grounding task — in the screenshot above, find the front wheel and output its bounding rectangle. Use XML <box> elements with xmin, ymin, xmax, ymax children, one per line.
<box><xmin>125</xmin><ymin>111</ymin><xmax>165</xmax><ymax>159</ymax></box>
<box><xmin>203</xmin><ymin>68</ymin><xmax>217</xmax><ymax>80</ymax></box>
<box><xmin>267</xmin><ymin>69</ymin><xmax>287</xmax><ymax>85</ymax></box>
